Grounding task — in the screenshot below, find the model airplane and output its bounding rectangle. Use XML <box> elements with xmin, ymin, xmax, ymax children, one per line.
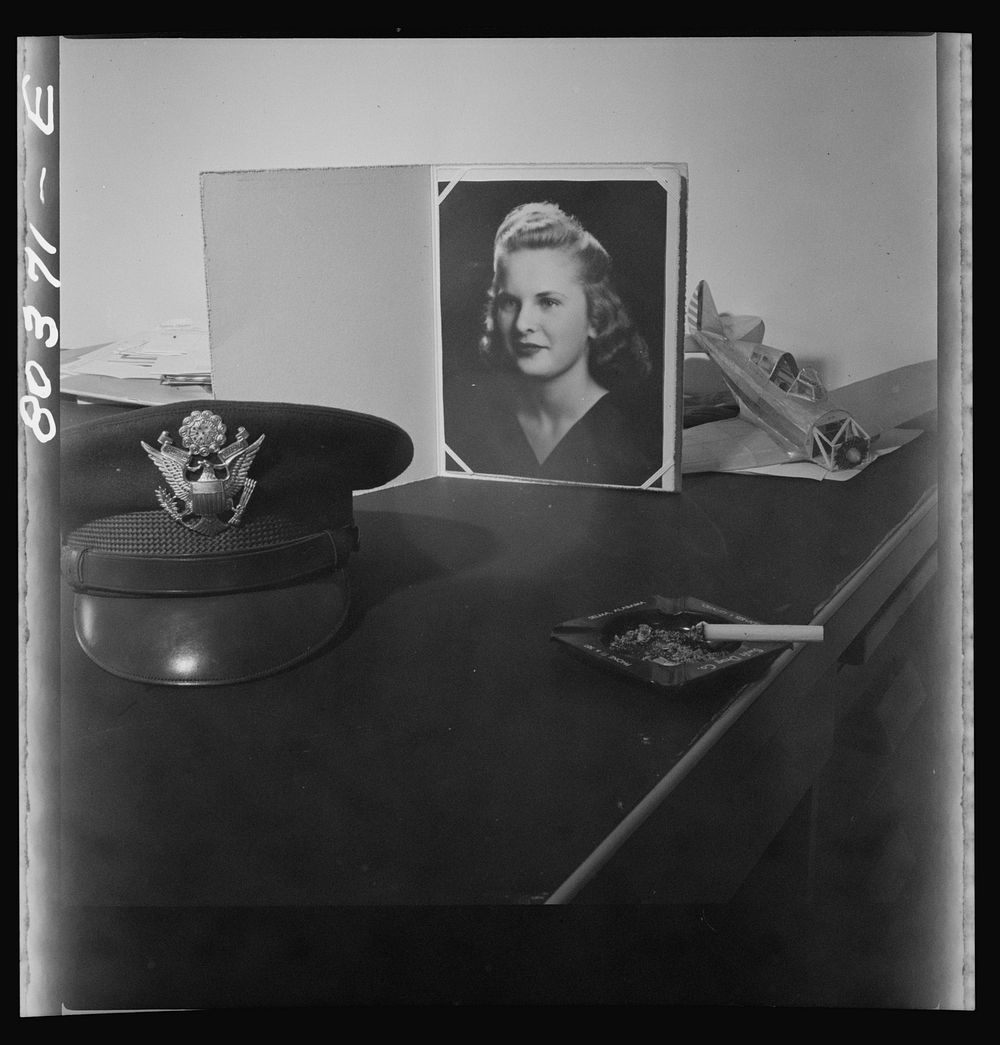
<box><xmin>686</xmin><ymin>281</ymin><xmax>872</xmax><ymax>471</ymax></box>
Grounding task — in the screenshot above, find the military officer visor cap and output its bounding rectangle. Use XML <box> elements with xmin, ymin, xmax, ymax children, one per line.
<box><xmin>61</xmin><ymin>400</ymin><xmax>413</xmax><ymax>686</ymax></box>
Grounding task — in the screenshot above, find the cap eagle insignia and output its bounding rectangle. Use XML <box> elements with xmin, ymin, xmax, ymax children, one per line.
<box><xmin>141</xmin><ymin>410</ymin><xmax>265</xmax><ymax>536</ymax></box>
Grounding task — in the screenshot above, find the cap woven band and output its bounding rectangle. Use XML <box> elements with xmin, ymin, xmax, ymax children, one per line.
<box><xmin>61</xmin><ymin>526</ymin><xmax>358</xmax><ymax>597</ymax></box>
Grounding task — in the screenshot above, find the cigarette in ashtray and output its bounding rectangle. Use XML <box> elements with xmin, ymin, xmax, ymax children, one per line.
<box><xmin>607</xmin><ymin>619</ymin><xmax>825</xmax><ymax>666</ymax></box>
<box><xmin>692</xmin><ymin>622</ymin><xmax>824</xmax><ymax>644</ymax></box>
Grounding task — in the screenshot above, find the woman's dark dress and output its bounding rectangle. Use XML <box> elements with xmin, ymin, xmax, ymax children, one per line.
<box><xmin>444</xmin><ymin>373</ymin><xmax>661</xmax><ymax>487</ymax></box>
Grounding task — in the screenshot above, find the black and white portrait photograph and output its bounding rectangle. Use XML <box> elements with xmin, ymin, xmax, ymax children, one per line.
<box><xmin>437</xmin><ymin>166</ymin><xmax>684</xmax><ymax>490</ymax></box>
<box><xmin>18</xmin><ymin>35</ymin><xmax>971</xmax><ymax>1016</ymax></box>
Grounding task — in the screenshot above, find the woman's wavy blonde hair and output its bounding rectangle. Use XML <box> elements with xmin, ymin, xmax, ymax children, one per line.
<box><xmin>479</xmin><ymin>202</ymin><xmax>651</xmax><ymax>385</ymax></box>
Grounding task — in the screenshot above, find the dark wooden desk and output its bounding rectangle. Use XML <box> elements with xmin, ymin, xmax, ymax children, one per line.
<box><xmin>56</xmin><ymin>410</ymin><xmax>940</xmax><ymax>1006</ymax></box>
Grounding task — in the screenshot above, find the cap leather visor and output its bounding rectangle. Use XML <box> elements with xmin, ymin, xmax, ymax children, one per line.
<box><xmin>73</xmin><ymin>571</ymin><xmax>350</xmax><ymax>686</ymax></box>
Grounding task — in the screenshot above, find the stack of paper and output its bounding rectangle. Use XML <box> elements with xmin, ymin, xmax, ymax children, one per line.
<box><xmin>61</xmin><ymin>323</ymin><xmax>211</xmax><ymax>382</ymax></box>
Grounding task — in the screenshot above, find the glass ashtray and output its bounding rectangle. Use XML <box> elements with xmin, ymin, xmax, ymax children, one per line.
<box><xmin>550</xmin><ymin>595</ymin><xmax>789</xmax><ymax>691</ymax></box>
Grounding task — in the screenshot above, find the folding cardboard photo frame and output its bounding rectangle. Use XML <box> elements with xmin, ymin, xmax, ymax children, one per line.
<box><xmin>201</xmin><ymin>163</ymin><xmax>687</xmax><ymax>491</ymax></box>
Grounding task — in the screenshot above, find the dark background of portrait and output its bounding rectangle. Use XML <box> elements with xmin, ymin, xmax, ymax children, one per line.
<box><xmin>438</xmin><ymin>178</ymin><xmax>669</xmax><ymax>468</ymax></box>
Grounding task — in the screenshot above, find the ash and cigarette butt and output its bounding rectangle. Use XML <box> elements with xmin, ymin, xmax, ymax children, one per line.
<box><xmin>609</xmin><ymin>622</ymin><xmax>728</xmax><ymax>664</ymax></box>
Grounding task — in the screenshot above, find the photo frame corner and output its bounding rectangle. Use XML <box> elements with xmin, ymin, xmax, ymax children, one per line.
<box><xmin>434</xmin><ymin>161</ymin><xmax>688</xmax><ymax>494</ymax></box>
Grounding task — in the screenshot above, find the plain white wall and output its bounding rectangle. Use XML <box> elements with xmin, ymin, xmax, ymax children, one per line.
<box><xmin>60</xmin><ymin>36</ymin><xmax>939</xmax><ymax>391</ymax></box>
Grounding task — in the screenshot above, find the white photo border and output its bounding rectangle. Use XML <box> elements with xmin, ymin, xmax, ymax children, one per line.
<box><xmin>432</xmin><ymin>163</ymin><xmax>687</xmax><ymax>492</ymax></box>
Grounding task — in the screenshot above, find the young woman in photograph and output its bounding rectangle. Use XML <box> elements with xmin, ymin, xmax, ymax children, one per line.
<box><xmin>445</xmin><ymin>202</ymin><xmax>660</xmax><ymax>486</ymax></box>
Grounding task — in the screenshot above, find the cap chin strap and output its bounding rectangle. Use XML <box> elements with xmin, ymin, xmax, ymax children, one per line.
<box><xmin>61</xmin><ymin>525</ymin><xmax>359</xmax><ymax>597</ymax></box>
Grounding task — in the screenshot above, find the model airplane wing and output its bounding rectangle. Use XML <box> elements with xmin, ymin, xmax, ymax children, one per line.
<box><xmin>682</xmin><ymin>413</ymin><xmax>925</xmax><ymax>479</ymax></box>
<box><xmin>682</xmin><ymin>415</ymin><xmax>802</xmax><ymax>473</ymax></box>
<box><xmin>824</xmin><ymin>362</ymin><xmax>936</xmax><ymax>439</ymax></box>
